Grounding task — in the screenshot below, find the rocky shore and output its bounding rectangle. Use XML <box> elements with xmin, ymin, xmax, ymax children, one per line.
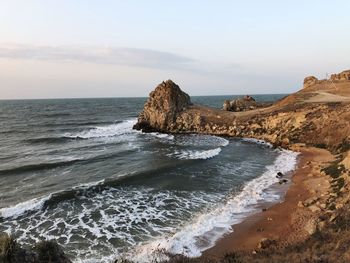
<box><xmin>133</xmin><ymin>70</ymin><xmax>350</xmax><ymax>261</ymax></box>
<box><xmin>133</xmin><ymin>73</ymin><xmax>350</xmax><ymax>151</ymax></box>
<box><xmin>3</xmin><ymin>70</ymin><xmax>350</xmax><ymax>263</ymax></box>
<box><xmin>0</xmin><ymin>233</ymin><xmax>71</xmax><ymax>263</ymax></box>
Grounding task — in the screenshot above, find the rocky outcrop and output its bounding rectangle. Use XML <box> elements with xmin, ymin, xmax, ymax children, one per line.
<box><xmin>0</xmin><ymin>233</ymin><xmax>71</xmax><ymax>263</ymax></box>
<box><xmin>331</xmin><ymin>70</ymin><xmax>350</xmax><ymax>81</ymax></box>
<box><xmin>133</xmin><ymin>80</ymin><xmax>191</xmax><ymax>132</ymax></box>
<box><xmin>303</xmin><ymin>70</ymin><xmax>350</xmax><ymax>89</ymax></box>
<box><xmin>134</xmin><ymin>70</ymin><xmax>350</xmax><ymax>151</ymax></box>
<box><xmin>132</xmin><ymin>70</ymin><xmax>350</xmax><ymax>261</ymax></box>
<box><xmin>222</xmin><ymin>95</ymin><xmax>264</xmax><ymax>112</ymax></box>
<box><xmin>303</xmin><ymin>76</ymin><xmax>319</xmax><ymax>89</ymax></box>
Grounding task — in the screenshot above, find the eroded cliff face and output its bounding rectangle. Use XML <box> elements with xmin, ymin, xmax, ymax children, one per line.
<box><xmin>134</xmin><ymin>70</ymin><xmax>350</xmax><ymax>153</ymax></box>
<box><xmin>133</xmin><ymin>79</ymin><xmax>191</xmax><ymax>132</ymax></box>
<box><xmin>132</xmin><ymin>71</ymin><xmax>350</xmax><ymax>258</ymax></box>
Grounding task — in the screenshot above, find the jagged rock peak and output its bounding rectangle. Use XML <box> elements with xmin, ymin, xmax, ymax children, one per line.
<box><xmin>303</xmin><ymin>76</ymin><xmax>319</xmax><ymax>89</ymax></box>
<box><xmin>303</xmin><ymin>69</ymin><xmax>350</xmax><ymax>88</ymax></box>
<box><xmin>133</xmin><ymin>80</ymin><xmax>191</xmax><ymax>132</ymax></box>
<box><xmin>330</xmin><ymin>70</ymin><xmax>350</xmax><ymax>81</ymax></box>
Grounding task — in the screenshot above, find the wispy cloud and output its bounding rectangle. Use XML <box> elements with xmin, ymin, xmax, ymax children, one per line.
<box><xmin>0</xmin><ymin>43</ymin><xmax>194</xmax><ymax>69</ymax></box>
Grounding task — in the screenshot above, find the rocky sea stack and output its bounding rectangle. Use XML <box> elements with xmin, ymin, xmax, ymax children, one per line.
<box><xmin>133</xmin><ymin>69</ymin><xmax>350</xmax><ymax>149</ymax></box>
<box><xmin>223</xmin><ymin>95</ymin><xmax>267</xmax><ymax>112</ymax></box>
<box><xmin>133</xmin><ymin>79</ymin><xmax>191</xmax><ymax>132</ymax></box>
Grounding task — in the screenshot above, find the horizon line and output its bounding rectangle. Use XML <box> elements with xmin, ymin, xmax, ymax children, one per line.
<box><xmin>0</xmin><ymin>92</ymin><xmax>289</xmax><ymax>101</ymax></box>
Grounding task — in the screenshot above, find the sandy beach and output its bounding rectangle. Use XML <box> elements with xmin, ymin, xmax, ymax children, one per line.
<box><xmin>203</xmin><ymin>146</ymin><xmax>334</xmax><ymax>259</ymax></box>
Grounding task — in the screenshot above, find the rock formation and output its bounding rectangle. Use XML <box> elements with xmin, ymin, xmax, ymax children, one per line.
<box><xmin>0</xmin><ymin>233</ymin><xmax>71</xmax><ymax>263</ymax></box>
<box><xmin>303</xmin><ymin>70</ymin><xmax>350</xmax><ymax>89</ymax></box>
<box><xmin>303</xmin><ymin>76</ymin><xmax>319</xmax><ymax>89</ymax></box>
<box><xmin>222</xmin><ymin>95</ymin><xmax>264</xmax><ymax>112</ymax></box>
<box><xmin>134</xmin><ymin>69</ymin><xmax>350</xmax><ymax>151</ymax></box>
<box><xmin>133</xmin><ymin>80</ymin><xmax>191</xmax><ymax>132</ymax></box>
<box><xmin>331</xmin><ymin>70</ymin><xmax>350</xmax><ymax>81</ymax></box>
<box><xmin>133</xmin><ymin>70</ymin><xmax>350</xmax><ymax>259</ymax></box>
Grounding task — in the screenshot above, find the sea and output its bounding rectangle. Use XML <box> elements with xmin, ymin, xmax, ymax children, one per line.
<box><xmin>0</xmin><ymin>94</ymin><xmax>298</xmax><ymax>262</ymax></box>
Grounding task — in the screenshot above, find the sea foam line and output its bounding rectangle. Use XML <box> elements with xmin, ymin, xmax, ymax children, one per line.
<box><xmin>64</xmin><ymin>119</ymin><xmax>137</xmax><ymax>139</ymax></box>
<box><xmin>129</xmin><ymin>149</ymin><xmax>299</xmax><ymax>262</ymax></box>
<box><xmin>0</xmin><ymin>179</ymin><xmax>106</xmax><ymax>219</ymax></box>
<box><xmin>174</xmin><ymin>148</ymin><xmax>222</xmax><ymax>160</ymax></box>
<box><xmin>0</xmin><ymin>194</ymin><xmax>53</xmax><ymax>219</ymax></box>
<box><xmin>241</xmin><ymin>137</ymin><xmax>273</xmax><ymax>148</ymax></box>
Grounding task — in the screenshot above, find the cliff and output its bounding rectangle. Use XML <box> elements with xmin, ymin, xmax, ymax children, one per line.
<box><xmin>133</xmin><ymin>79</ymin><xmax>191</xmax><ymax>132</ymax></box>
<box><xmin>134</xmin><ymin>70</ymin><xmax>350</xmax><ymax>258</ymax></box>
<box><xmin>134</xmin><ymin>70</ymin><xmax>350</xmax><ymax>152</ymax></box>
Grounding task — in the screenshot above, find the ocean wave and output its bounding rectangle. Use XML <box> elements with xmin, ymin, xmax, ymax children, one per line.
<box><xmin>0</xmin><ymin>179</ymin><xmax>106</xmax><ymax>219</ymax></box>
<box><xmin>173</xmin><ymin>134</ymin><xmax>229</xmax><ymax>148</ymax></box>
<box><xmin>0</xmin><ymin>194</ymin><xmax>52</xmax><ymax>219</ymax></box>
<box><xmin>39</xmin><ymin>120</ymin><xmax>115</xmax><ymax>128</ymax></box>
<box><xmin>0</xmin><ymin>187</ymin><xmax>220</xmax><ymax>263</ymax></box>
<box><xmin>0</xmin><ymin>148</ymin><xmax>138</xmax><ymax>176</ymax></box>
<box><xmin>0</xmin><ymin>159</ymin><xmax>82</xmax><ymax>176</ymax></box>
<box><xmin>170</xmin><ymin>147</ymin><xmax>222</xmax><ymax>160</ymax></box>
<box><xmin>39</xmin><ymin>113</ymin><xmax>72</xmax><ymax>118</ymax></box>
<box><xmin>149</xmin><ymin>132</ymin><xmax>174</xmax><ymax>140</ymax></box>
<box><xmin>24</xmin><ymin>136</ymin><xmax>83</xmax><ymax>144</ymax></box>
<box><xmin>130</xmin><ymin>149</ymin><xmax>299</xmax><ymax>261</ymax></box>
<box><xmin>241</xmin><ymin>138</ymin><xmax>273</xmax><ymax>148</ymax></box>
<box><xmin>64</xmin><ymin>119</ymin><xmax>137</xmax><ymax>139</ymax></box>
<box><xmin>0</xmin><ymin>163</ymin><xmax>180</xmax><ymax>219</ymax></box>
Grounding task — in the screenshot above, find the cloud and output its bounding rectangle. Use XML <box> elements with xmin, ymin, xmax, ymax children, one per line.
<box><xmin>0</xmin><ymin>43</ymin><xmax>194</xmax><ymax>69</ymax></box>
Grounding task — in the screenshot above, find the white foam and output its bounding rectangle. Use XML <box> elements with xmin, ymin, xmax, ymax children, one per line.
<box><xmin>1</xmin><ymin>187</ymin><xmax>219</xmax><ymax>263</ymax></box>
<box><xmin>0</xmin><ymin>179</ymin><xmax>106</xmax><ymax>219</ymax></box>
<box><xmin>0</xmin><ymin>194</ymin><xmax>52</xmax><ymax>219</ymax></box>
<box><xmin>130</xmin><ymin>149</ymin><xmax>299</xmax><ymax>262</ymax></box>
<box><xmin>174</xmin><ymin>134</ymin><xmax>229</xmax><ymax>148</ymax></box>
<box><xmin>73</xmin><ymin>179</ymin><xmax>105</xmax><ymax>189</ymax></box>
<box><xmin>64</xmin><ymin>119</ymin><xmax>137</xmax><ymax>139</ymax></box>
<box><xmin>149</xmin><ymin>132</ymin><xmax>174</xmax><ymax>140</ymax></box>
<box><xmin>171</xmin><ymin>147</ymin><xmax>222</xmax><ymax>160</ymax></box>
<box><xmin>242</xmin><ymin>137</ymin><xmax>273</xmax><ymax>148</ymax></box>
<box><xmin>219</xmin><ymin>137</ymin><xmax>229</xmax><ymax>147</ymax></box>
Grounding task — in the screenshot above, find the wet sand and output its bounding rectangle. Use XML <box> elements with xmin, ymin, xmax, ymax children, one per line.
<box><xmin>203</xmin><ymin>146</ymin><xmax>333</xmax><ymax>259</ymax></box>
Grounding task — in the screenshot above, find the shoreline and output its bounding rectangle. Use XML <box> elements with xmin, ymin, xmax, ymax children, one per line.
<box><xmin>203</xmin><ymin>145</ymin><xmax>334</xmax><ymax>258</ymax></box>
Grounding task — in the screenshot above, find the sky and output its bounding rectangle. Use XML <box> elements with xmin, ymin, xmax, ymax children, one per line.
<box><xmin>0</xmin><ymin>0</ymin><xmax>349</xmax><ymax>99</ymax></box>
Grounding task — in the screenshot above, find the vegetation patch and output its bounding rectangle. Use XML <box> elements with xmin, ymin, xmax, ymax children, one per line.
<box><xmin>322</xmin><ymin>161</ymin><xmax>346</xmax><ymax>179</ymax></box>
<box><xmin>337</xmin><ymin>138</ymin><xmax>350</xmax><ymax>153</ymax></box>
<box><xmin>314</xmin><ymin>143</ymin><xmax>327</xmax><ymax>149</ymax></box>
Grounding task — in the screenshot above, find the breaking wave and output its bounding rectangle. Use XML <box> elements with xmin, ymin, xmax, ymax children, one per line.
<box><xmin>129</xmin><ymin>149</ymin><xmax>299</xmax><ymax>262</ymax></box>
<box><xmin>64</xmin><ymin>119</ymin><xmax>137</xmax><ymax>139</ymax></box>
<box><xmin>171</xmin><ymin>148</ymin><xmax>222</xmax><ymax>160</ymax></box>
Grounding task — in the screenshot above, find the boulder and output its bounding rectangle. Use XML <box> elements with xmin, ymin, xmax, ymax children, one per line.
<box><xmin>223</xmin><ymin>100</ymin><xmax>231</xmax><ymax>111</ymax></box>
<box><xmin>258</xmin><ymin>238</ymin><xmax>277</xmax><ymax>250</ymax></box>
<box><xmin>223</xmin><ymin>95</ymin><xmax>262</xmax><ymax>112</ymax></box>
<box><xmin>303</xmin><ymin>76</ymin><xmax>319</xmax><ymax>88</ymax></box>
<box><xmin>276</xmin><ymin>172</ymin><xmax>284</xmax><ymax>178</ymax></box>
<box><xmin>0</xmin><ymin>233</ymin><xmax>71</xmax><ymax>263</ymax></box>
<box><xmin>35</xmin><ymin>240</ymin><xmax>71</xmax><ymax>263</ymax></box>
<box><xmin>0</xmin><ymin>233</ymin><xmax>37</xmax><ymax>263</ymax></box>
<box><xmin>279</xmin><ymin>179</ymin><xmax>288</xmax><ymax>184</ymax></box>
<box><xmin>133</xmin><ymin>80</ymin><xmax>191</xmax><ymax>132</ymax></box>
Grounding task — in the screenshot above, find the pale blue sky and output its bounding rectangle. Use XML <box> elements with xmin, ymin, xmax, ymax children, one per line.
<box><xmin>0</xmin><ymin>0</ymin><xmax>349</xmax><ymax>99</ymax></box>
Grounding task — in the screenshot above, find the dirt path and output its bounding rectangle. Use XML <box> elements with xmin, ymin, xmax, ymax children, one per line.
<box><xmin>306</xmin><ymin>91</ymin><xmax>350</xmax><ymax>103</ymax></box>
